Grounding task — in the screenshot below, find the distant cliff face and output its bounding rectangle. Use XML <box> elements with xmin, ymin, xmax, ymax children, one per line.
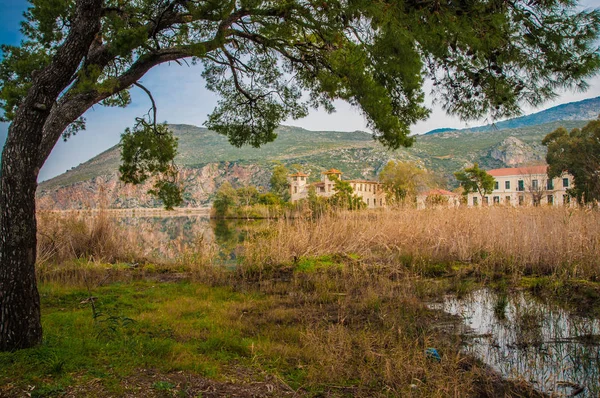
<box><xmin>36</xmin><ymin>118</ymin><xmax>590</xmax><ymax>210</ymax></box>
<box><xmin>488</xmin><ymin>137</ymin><xmax>546</xmax><ymax>166</ymax></box>
<box><xmin>37</xmin><ymin>162</ymin><xmax>270</xmax><ymax>210</ymax></box>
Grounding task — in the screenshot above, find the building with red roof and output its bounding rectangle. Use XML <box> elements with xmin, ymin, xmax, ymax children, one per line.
<box><xmin>464</xmin><ymin>165</ymin><xmax>574</xmax><ymax>207</ymax></box>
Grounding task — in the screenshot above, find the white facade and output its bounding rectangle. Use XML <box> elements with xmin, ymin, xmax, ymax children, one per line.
<box><xmin>465</xmin><ymin>165</ymin><xmax>574</xmax><ymax>207</ymax></box>
<box><xmin>289</xmin><ymin>169</ymin><xmax>387</xmax><ymax>208</ymax></box>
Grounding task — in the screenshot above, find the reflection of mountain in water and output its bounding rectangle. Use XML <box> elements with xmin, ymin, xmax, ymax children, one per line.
<box><xmin>114</xmin><ymin>215</ymin><xmax>259</xmax><ymax>264</ymax></box>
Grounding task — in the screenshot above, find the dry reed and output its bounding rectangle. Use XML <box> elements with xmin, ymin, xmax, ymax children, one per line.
<box><xmin>241</xmin><ymin>206</ymin><xmax>600</xmax><ymax>279</ymax></box>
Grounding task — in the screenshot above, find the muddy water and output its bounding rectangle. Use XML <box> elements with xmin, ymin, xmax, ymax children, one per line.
<box><xmin>433</xmin><ymin>289</ymin><xmax>600</xmax><ymax>396</ymax></box>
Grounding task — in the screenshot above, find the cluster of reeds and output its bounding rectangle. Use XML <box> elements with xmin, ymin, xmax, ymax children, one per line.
<box><xmin>241</xmin><ymin>206</ymin><xmax>600</xmax><ymax>279</ymax></box>
<box><xmin>36</xmin><ymin>210</ymin><xmax>138</xmax><ymax>265</ymax></box>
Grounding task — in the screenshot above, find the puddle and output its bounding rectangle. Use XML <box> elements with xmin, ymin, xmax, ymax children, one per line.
<box><xmin>433</xmin><ymin>289</ymin><xmax>600</xmax><ymax>397</ymax></box>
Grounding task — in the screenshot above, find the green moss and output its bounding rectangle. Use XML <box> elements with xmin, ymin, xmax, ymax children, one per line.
<box><xmin>294</xmin><ymin>255</ymin><xmax>343</xmax><ymax>273</ymax></box>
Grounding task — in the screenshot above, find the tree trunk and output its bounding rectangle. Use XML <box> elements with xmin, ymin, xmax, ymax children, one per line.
<box><xmin>0</xmin><ymin>127</ymin><xmax>43</xmax><ymax>350</ymax></box>
<box><xmin>0</xmin><ymin>0</ymin><xmax>103</xmax><ymax>351</ymax></box>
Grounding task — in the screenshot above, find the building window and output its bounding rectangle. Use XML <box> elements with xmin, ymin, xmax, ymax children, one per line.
<box><xmin>473</xmin><ymin>197</ymin><xmax>478</xmax><ymax>206</ymax></box>
<box><xmin>518</xmin><ymin>195</ymin><xmax>524</xmax><ymax>205</ymax></box>
<box><xmin>505</xmin><ymin>196</ymin><xmax>511</xmax><ymax>205</ymax></box>
<box><xmin>563</xmin><ymin>194</ymin><xmax>570</xmax><ymax>205</ymax></box>
<box><xmin>563</xmin><ymin>178</ymin><xmax>569</xmax><ymax>188</ymax></box>
<box><xmin>532</xmin><ymin>179</ymin><xmax>539</xmax><ymax>190</ymax></box>
<box><xmin>518</xmin><ymin>180</ymin><xmax>524</xmax><ymax>191</ymax></box>
<box><xmin>380</xmin><ymin>198</ymin><xmax>383</xmax><ymax>206</ymax></box>
<box><xmin>367</xmin><ymin>198</ymin><xmax>369</xmax><ymax>205</ymax></box>
<box><xmin>493</xmin><ymin>196</ymin><xmax>500</xmax><ymax>204</ymax></box>
<box><xmin>483</xmin><ymin>196</ymin><xmax>489</xmax><ymax>205</ymax></box>
<box><xmin>294</xmin><ymin>186</ymin><xmax>297</xmax><ymax>194</ymax></box>
<box><xmin>494</xmin><ymin>181</ymin><xmax>499</xmax><ymax>190</ymax></box>
<box><xmin>547</xmin><ymin>195</ymin><xmax>554</xmax><ymax>205</ymax></box>
<box><xmin>505</xmin><ymin>181</ymin><xmax>510</xmax><ymax>189</ymax></box>
<box><xmin>547</xmin><ymin>179</ymin><xmax>553</xmax><ymax>190</ymax></box>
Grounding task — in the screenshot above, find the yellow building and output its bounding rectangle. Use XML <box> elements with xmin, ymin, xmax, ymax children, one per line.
<box><xmin>289</xmin><ymin>168</ymin><xmax>386</xmax><ymax>208</ymax></box>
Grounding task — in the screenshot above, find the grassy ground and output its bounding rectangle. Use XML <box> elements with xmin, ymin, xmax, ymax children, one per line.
<box><xmin>7</xmin><ymin>206</ymin><xmax>599</xmax><ymax>397</ymax></box>
<box><xmin>1</xmin><ymin>260</ymin><xmax>542</xmax><ymax>397</ymax></box>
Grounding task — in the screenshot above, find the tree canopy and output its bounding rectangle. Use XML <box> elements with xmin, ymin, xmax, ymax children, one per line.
<box><xmin>543</xmin><ymin>119</ymin><xmax>600</xmax><ymax>204</ymax></box>
<box><xmin>454</xmin><ymin>163</ymin><xmax>495</xmax><ymax>199</ymax></box>
<box><xmin>378</xmin><ymin>160</ymin><xmax>435</xmax><ymax>204</ymax></box>
<box><xmin>2</xmin><ymin>0</ymin><xmax>600</xmax><ymax>155</ymax></box>
<box><xmin>269</xmin><ymin>163</ymin><xmax>290</xmax><ymax>203</ymax></box>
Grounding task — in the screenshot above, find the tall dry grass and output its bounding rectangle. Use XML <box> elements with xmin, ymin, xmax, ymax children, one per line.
<box><xmin>36</xmin><ymin>210</ymin><xmax>220</xmax><ymax>285</ymax></box>
<box><xmin>36</xmin><ymin>210</ymin><xmax>140</xmax><ymax>264</ymax></box>
<box><xmin>242</xmin><ymin>206</ymin><xmax>600</xmax><ymax>279</ymax></box>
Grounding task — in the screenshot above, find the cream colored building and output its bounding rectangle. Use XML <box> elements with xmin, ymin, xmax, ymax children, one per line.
<box><xmin>289</xmin><ymin>168</ymin><xmax>387</xmax><ymax>208</ymax></box>
<box><xmin>465</xmin><ymin>165</ymin><xmax>574</xmax><ymax>207</ymax></box>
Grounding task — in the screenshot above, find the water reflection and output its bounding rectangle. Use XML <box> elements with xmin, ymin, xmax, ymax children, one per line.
<box><xmin>113</xmin><ymin>215</ymin><xmax>258</xmax><ymax>265</ymax></box>
<box><xmin>436</xmin><ymin>289</ymin><xmax>600</xmax><ymax>397</ymax></box>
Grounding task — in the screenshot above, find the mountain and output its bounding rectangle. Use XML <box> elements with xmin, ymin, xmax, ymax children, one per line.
<box><xmin>423</xmin><ymin>127</ymin><xmax>457</xmax><ymax>135</ymax></box>
<box><xmin>37</xmin><ymin>118</ymin><xmax>589</xmax><ymax>210</ymax></box>
<box><xmin>425</xmin><ymin>96</ymin><xmax>600</xmax><ymax>135</ymax></box>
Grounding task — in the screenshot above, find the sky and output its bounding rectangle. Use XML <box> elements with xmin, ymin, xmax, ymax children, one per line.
<box><xmin>1</xmin><ymin>0</ymin><xmax>600</xmax><ymax>182</ymax></box>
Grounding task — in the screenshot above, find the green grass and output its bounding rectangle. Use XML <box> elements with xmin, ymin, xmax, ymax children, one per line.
<box><xmin>2</xmin><ymin>261</ymin><xmax>538</xmax><ymax>397</ymax></box>
<box><xmin>1</xmin><ymin>281</ymin><xmax>257</xmax><ymax>395</ymax></box>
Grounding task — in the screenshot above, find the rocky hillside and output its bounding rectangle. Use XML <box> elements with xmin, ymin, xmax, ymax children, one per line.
<box><xmin>426</xmin><ymin>96</ymin><xmax>600</xmax><ymax>134</ymax></box>
<box><xmin>37</xmin><ymin>117</ymin><xmax>590</xmax><ymax>210</ymax></box>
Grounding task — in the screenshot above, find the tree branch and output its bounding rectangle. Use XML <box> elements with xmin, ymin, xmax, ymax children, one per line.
<box><xmin>133</xmin><ymin>81</ymin><xmax>158</xmax><ymax>132</ymax></box>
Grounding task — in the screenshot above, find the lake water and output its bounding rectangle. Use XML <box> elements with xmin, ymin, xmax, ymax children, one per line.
<box><xmin>433</xmin><ymin>289</ymin><xmax>600</xmax><ymax>397</ymax></box>
<box><xmin>111</xmin><ymin>214</ymin><xmax>263</xmax><ymax>265</ymax></box>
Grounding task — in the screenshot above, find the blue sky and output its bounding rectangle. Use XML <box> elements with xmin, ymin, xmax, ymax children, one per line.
<box><xmin>1</xmin><ymin>0</ymin><xmax>600</xmax><ymax>182</ymax></box>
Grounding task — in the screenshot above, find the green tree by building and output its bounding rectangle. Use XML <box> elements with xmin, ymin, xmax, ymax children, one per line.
<box><xmin>543</xmin><ymin>119</ymin><xmax>600</xmax><ymax>204</ymax></box>
<box><xmin>379</xmin><ymin>160</ymin><xmax>435</xmax><ymax>205</ymax></box>
<box><xmin>454</xmin><ymin>164</ymin><xmax>495</xmax><ymax>204</ymax></box>
<box><xmin>270</xmin><ymin>164</ymin><xmax>291</xmax><ymax>203</ymax></box>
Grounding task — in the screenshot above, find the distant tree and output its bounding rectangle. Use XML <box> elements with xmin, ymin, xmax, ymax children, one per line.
<box><xmin>378</xmin><ymin>160</ymin><xmax>434</xmax><ymax>204</ymax></box>
<box><xmin>454</xmin><ymin>164</ymin><xmax>495</xmax><ymax>203</ymax></box>
<box><xmin>212</xmin><ymin>182</ymin><xmax>238</xmax><ymax>217</ymax></box>
<box><xmin>329</xmin><ymin>175</ymin><xmax>366</xmax><ymax>211</ymax></box>
<box><xmin>307</xmin><ymin>185</ymin><xmax>328</xmax><ymax>217</ymax></box>
<box><xmin>2</xmin><ymin>0</ymin><xmax>600</xmax><ymax>351</ymax></box>
<box><xmin>257</xmin><ymin>192</ymin><xmax>281</xmax><ymax>206</ymax></box>
<box><xmin>236</xmin><ymin>186</ymin><xmax>259</xmax><ymax>207</ymax></box>
<box><xmin>543</xmin><ymin>120</ymin><xmax>600</xmax><ymax>204</ymax></box>
<box><xmin>518</xmin><ymin>165</ymin><xmax>553</xmax><ymax>206</ymax></box>
<box><xmin>270</xmin><ymin>164</ymin><xmax>290</xmax><ymax>203</ymax></box>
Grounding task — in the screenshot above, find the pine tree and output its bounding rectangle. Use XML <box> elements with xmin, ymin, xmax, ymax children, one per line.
<box><xmin>1</xmin><ymin>0</ymin><xmax>600</xmax><ymax>350</ymax></box>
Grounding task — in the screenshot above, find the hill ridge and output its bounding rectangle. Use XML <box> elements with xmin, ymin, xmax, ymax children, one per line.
<box><xmin>425</xmin><ymin>96</ymin><xmax>600</xmax><ymax>135</ymax></box>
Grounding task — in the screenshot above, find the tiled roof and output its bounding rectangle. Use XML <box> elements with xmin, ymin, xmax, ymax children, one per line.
<box><xmin>289</xmin><ymin>172</ymin><xmax>309</xmax><ymax>177</ymax></box>
<box><xmin>322</xmin><ymin>168</ymin><xmax>343</xmax><ymax>174</ymax></box>
<box><xmin>488</xmin><ymin>165</ymin><xmax>548</xmax><ymax>177</ymax></box>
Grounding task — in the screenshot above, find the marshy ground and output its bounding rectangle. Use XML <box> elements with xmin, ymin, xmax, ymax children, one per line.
<box><xmin>2</xmin><ymin>207</ymin><xmax>599</xmax><ymax>397</ymax></box>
